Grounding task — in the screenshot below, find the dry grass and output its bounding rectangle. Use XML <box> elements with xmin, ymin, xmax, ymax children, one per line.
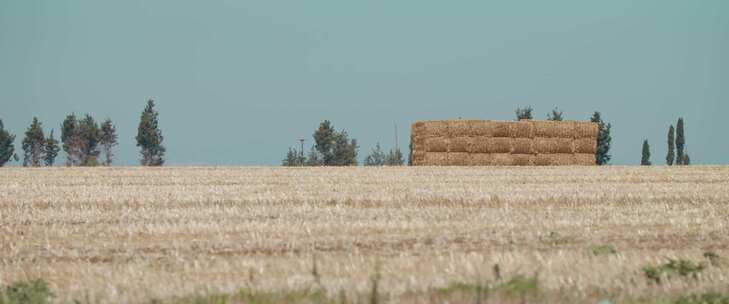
<box><xmin>1</xmin><ymin>166</ymin><xmax>728</xmax><ymax>303</ymax></box>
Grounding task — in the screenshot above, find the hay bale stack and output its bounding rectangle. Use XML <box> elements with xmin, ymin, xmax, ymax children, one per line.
<box><xmin>411</xmin><ymin>120</ymin><xmax>597</xmax><ymax>166</ymax></box>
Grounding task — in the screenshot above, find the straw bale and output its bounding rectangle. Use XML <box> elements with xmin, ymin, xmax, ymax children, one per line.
<box><xmin>534</xmin><ymin>121</ymin><xmax>574</xmax><ymax>138</ymax></box>
<box><xmin>447</xmin><ymin>152</ymin><xmax>471</xmax><ymax>166</ymax></box>
<box><xmin>448</xmin><ymin>137</ymin><xmax>471</xmax><ymax>152</ymax></box>
<box><xmin>470</xmin><ymin>121</ymin><xmax>499</xmax><ymax>137</ymax></box>
<box><xmin>573</xmin><ymin>138</ymin><xmax>597</xmax><ymax>154</ymax></box>
<box><xmin>424</xmin><ymin>152</ymin><xmax>448</xmax><ymax>166</ymax></box>
<box><xmin>574</xmin><ymin>153</ymin><xmax>596</xmax><ymax>166</ymax></box>
<box><xmin>447</xmin><ymin>120</ymin><xmax>477</xmax><ymax>137</ymax></box>
<box><xmin>574</xmin><ymin>121</ymin><xmax>598</xmax><ymax>139</ymax></box>
<box><xmin>512</xmin><ymin>154</ymin><xmax>535</xmax><ymax>166</ymax></box>
<box><xmin>411</xmin><ymin>121</ymin><xmax>426</xmax><ymax>136</ymax></box>
<box><xmin>411</xmin><ymin>151</ymin><xmax>426</xmax><ymax>164</ymax></box>
<box><xmin>425</xmin><ymin>137</ymin><xmax>448</xmax><ymax>152</ymax></box>
<box><xmin>491</xmin><ymin>122</ymin><xmax>512</xmax><ymax>137</ymax></box>
<box><xmin>509</xmin><ymin>121</ymin><xmax>535</xmax><ymax>138</ymax></box>
<box><xmin>490</xmin><ymin>153</ymin><xmax>514</xmax><ymax>166</ymax></box>
<box><xmin>534</xmin><ymin>154</ymin><xmax>573</xmax><ymax>166</ymax></box>
<box><xmin>421</xmin><ymin>121</ymin><xmax>449</xmax><ymax>137</ymax></box>
<box><xmin>534</xmin><ymin>138</ymin><xmax>574</xmax><ymax>154</ymax></box>
<box><xmin>470</xmin><ymin>153</ymin><xmax>493</xmax><ymax>166</ymax></box>
<box><xmin>470</xmin><ymin>137</ymin><xmax>512</xmax><ymax>153</ymax></box>
<box><xmin>511</xmin><ymin>138</ymin><xmax>534</xmax><ymax>154</ymax></box>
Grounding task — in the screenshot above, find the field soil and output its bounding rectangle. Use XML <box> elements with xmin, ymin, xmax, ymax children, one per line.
<box><xmin>1</xmin><ymin>166</ymin><xmax>728</xmax><ymax>303</ymax></box>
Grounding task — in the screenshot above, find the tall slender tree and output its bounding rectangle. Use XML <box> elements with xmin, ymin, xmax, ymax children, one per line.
<box><xmin>385</xmin><ymin>148</ymin><xmax>405</xmax><ymax>166</ymax></box>
<box><xmin>78</xmin><ymin>114</ymin><xmax>101</xmax><ymax>166</ymax></box>
<box><xmin>590</xmin><ymin>112</ymin><xmax>612</xmax><ymax>165</ymax></box>
<box><xmin>61</xmin><ymin>113</ymin><xmax>83</xmax><ymax>166</ymax></box>
<box><xmin>547</xmin><ymin>107</ymin><xmax>564</xmax><ymax>121</ymax></box>
<box><xmin>641</xmin><ymin>140</ymin><xmax>651</xmax><ymax>166</ymax></box>
<box><xmin>675</xmin><ymin>118</ymin><xmax>685</xmax><ymax>165</ymax></box>
<box><xmin>0</xmin><ymin>119</ymin><xmax>16</xmax><ymax>167</ymax></box>
<box><xmin>313</xmin><ymin>120</ymin><xmax>336</xmax><ymax>165</ymax></box>
<box><xmin>22</xmin><ymin>117</ymin><xmax>45</xmax><ymax>167</ymax></box>
<box><xmin>100</xmin><ymin>119</ymin><xmax>118</xmax><ymax>166</ymax></box>
<box><xmin>43</xmin><ymin>130</ymin><xmax>60</xmax><ymax>166</ymax></box>
<box><xmin>666</xmin><ymin>125</ymin><xmax>675</xmax><ymax>166</ymax></box>
<box><xmin>136</xmin><ymin>99</ymin><xmax>166</xmax><ymax>166</ymax></box>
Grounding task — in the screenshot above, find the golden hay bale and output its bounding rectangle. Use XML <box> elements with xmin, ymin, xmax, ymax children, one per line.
<box><xmin>490</xmin><ymin>153</ymin><xmax>515</xmax><ymax>166</ymax></box>
<box><xmin>509</xmin><ymin>121</ymin><xmax>535</xmax><ymax>138</ymax></box>
<box><xmin>447</xmin><ymin>152</ymin><xmax>471</xmax><ymax>166</ymax></box>
<box><xmin>512</xmin><ymin>154</ymin><xmax>535</xmax><ymax>166</ymax></box>
<box><xmin>425</xmin><ymin>137</ymin><xmax>448</xmax><ymax>152</ymax></box>
<box><xmin>447</xmin><ymin>120</ymin><xmax>478</xmax><ymax>137</ymax></box>
<box><xmin>574</xmin><ymin>121</ymin><xmax>598</xmax><ymax>139</ymax></box>
<box><xmin>511</xmin><ymin>138</ymin><xmax>534</xmax><ymax>154</ymax></box>
<box><xmin>469</xmin><ymin>153</ymin><xmax>493</xmax><ymax>166</ymax></box>
<box><xmin>470</xmin><ymin>121</ymin><xmax>499</xmax><ymax>137</ymax></box>
<box><xmin>420</xmin><ymin>121</ymin><xmax>449</xmax><ymax>137</ymax></box>
<box><xmin>491</xmin><ymin>122</ymin><xmax>512</xmax><ymax>137</ymax></box>
<box><xmin>448</xmin><ymin>137</ymin><xmax>471</xmax><ymax>152</ymax></box>
<box><xmin>574</xmin><ymin>153</ymin><xmax>596</xmax><ymax>166</ymax></box>
<box><xmin>423</xmin><ymin>152</ymin><xmax>448</xmax><ymax>166</ymax></box>
<box><xmin>411</xmin><ymin>151</ymin><xmax>426</xmax><ymax>164</ymax></box>
<box><xmin>534</xmin><ymin>138</ymin><xmax>574</xmax><ymax>154</ymax></box>
<box><xmin>470</xmin><ymin>137</ymin><xmax>512</xmax><ymax>153</ymax></box>
<box><xmin>534</xmin><ymin>154</ymin><xmax>573</xmax><ymax>166</ymax></box>
<box><xmin>573</xmin><ymin>138</ymin><xmax>597</xmax><ymax>154</ymax></box>
<box><xmin>533</xmin><ymin>121</ymin><xmax>575</xmax><ymax>138</ymax></box>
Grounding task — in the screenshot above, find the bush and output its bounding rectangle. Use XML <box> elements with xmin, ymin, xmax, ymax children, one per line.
<box><xmin>0</xmin><ymin>279</ymin><xmax>53</xmax><ymax>304</ymax></box>
<box><xmin>643</xmin><ymin>259</ymin><xmax>705</xmax><ymax>284</ymax></box>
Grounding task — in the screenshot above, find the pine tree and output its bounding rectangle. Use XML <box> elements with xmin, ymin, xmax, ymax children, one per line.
<box><xmin>682</xmin><ymin>153</ymin><xmax>690</xmax><ymax>165</ymax></box>
<box><xmin>590</xmin><ymin>112</ymin><xmax>612</xmax><ymax>165</ymax></box>
<box><xmin>100</xmin><ymin>119</ymin><xmax>118</xmax><ymax>166</ymax></box>
<box><xmin>666</xmin><ymin>125</ymin><xmax>675</xmax><ymax>166</ymax></box>
<box><xmin>641</xmin><ymin>139</ymin><xmax>651</xmax><ymax>166</ymax></box>
<box><xmin>305</xmin><ymin>146</ymin><xmax>321</xmax><ymax>166</ymax></box>
<box><xmin>78</xmin><ymin>114</ymin><xmax>101</xmax><ymax>166</ymax></box>
<box><xmin>675</xmin><ymin>118</ymin><xmax>685</xmax><ymax>165</ymax></box>
<box><xmin>515</xmin><ymin>106</ymin><xmax>533</xmax><ymax>120</ymax></box>
<box><xmin>547</xmin><ymin>107</ymin><xmax>564</xmax><ymax>121</ymax></box>
<box><xmin>313</xmin><ymin>120</ymin><xmax>336</xmax><ymax>165</ymax></box>
<box><xmin>136</xmin><ymin>99</ymin><xmax>166</xmax><ymax>166</ymax></box>
<box><xmin>0</xmin><ymin>119</ymin><xmax>16</xmax><ymax>167</ymax></box>
<box><xmin>282</xmin><ymin>147</ymin><xmax>299</xmax><ymax>166</ymax></box>
<box><xmin>364</xmin><ymin>143</ymin><xmax>387</xmax><ymax>166</ymax></box>
<box><xmin>43</xmin><ymin>130</ymin><xmax>60</xmax><ymax>166</ymax></box>
<box><xmin>61</xmin><ymin>113</ymin><xmax>83</xmax><ymax>166</ymax></box>
<box><xmin>22</xmin><ymin>117</ymin><xmax>45</xmax><ymax>167</ymax></box>
<box><xmin>385</xmin><ymin>148</ymin><xmax>405</xmax><ymax>166</ymax></box>
<box><xmin>332</xmin><ymin>131</ymin><xmax>358</xmax><ymax>166</ymax></box>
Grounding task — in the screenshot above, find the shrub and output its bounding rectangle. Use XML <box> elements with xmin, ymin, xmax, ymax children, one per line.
<box><xmin>0</xmin><ymin>279</ymin><xmax>53</xmax><ymax>304</ymax></box>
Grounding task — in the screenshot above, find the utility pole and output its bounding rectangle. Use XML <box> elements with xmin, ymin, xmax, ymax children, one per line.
<box><xmin>298</xmin><ymin>138</ymin><xmax>305</xmax><ymax>166</ymax></box>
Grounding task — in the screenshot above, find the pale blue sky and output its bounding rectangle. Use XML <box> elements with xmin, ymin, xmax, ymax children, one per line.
<box><xmin>1</xmin><ymin>1</ymin><xmax>727</xmax><ymax>165</ymax></box>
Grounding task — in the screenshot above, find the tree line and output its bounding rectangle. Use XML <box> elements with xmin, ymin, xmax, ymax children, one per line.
<box><xmin>640</xmin><ymin>117</ymin><xmax>690</xmax><ymax>166</ymax></box>
<box><xmin>0</xmin><ymin>99</ymin><xmax>165</xmax><ymax>167</ymax></box>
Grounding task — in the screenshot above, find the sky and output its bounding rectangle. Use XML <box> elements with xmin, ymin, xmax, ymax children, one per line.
<box><xmin>1</xmin><ymin>0</ymin><xmax>727</xmax><ymax>166</ymax></box>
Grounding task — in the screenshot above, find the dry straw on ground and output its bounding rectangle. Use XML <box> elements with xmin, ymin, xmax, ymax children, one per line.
<box><xmin>1</xmin><ymin>167</ymin><xmax>728</xmax><ymax>303</ymax></box>
<box><xmin>411</xmin><ymin>119</ymin><xmax>598</xmax><ymax>166</ymax></box>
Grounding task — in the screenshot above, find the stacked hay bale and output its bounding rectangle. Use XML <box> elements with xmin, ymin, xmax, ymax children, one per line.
<box><xmin>410</xmin><ymin>120</ymin><xmax>597</xmax><ymax>166</ymax></box>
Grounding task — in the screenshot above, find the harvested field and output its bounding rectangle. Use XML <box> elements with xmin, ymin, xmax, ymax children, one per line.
<box><xmin>1</xmin><ymin>166</ymin><xmax>729</xmax><ymax>303</ymax></box>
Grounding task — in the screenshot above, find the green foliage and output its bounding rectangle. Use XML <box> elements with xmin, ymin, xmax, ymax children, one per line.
<box><xmin>364</xmin><ymin>143</ymin><xmax>387</xmax><ymax>166</ymax></box>
<box><xmin>641</xmin><ymin>139</ymin><xmax>651</xmax><ymax>166</ymax></box>
<box><xmin>591</xmin><ymin>112</ymin><xmax>612</xmax><ymax>165</ymax></box>
<box><xmin>60</xmin><ymin>113</ymin><xmax>103</xmax><ymax>166</ymax></box>
<box><xmin>674</xmin><ymin>292</ymin><xmax>729</xmax><ymax>304</ymax></box>
<box><xmin>667</xmin><ymin>125</ymin><xmax>675</xmax><ymax>165</ymax></box>
<box><xmin>591</xmin><ymin>244</ymin><xmax>617</xmax><ymax>256</ymax></box>
<box><xmin>515</xmin><ymin>106</ymin><xmax>533</xmax><ymax>120</ymax></box>
<box><xmin>676</xmin><ymin>117</ymin><xmax>685</xmax><ymax>165</ymax></box>
<box><xmin>642</xmin><ymin>258</ymin><xmax>705</xmax><ymax>284</ymax></box>
<box><xmin>547</xmin><ymin>107</ymin><xmax>564</xmax><ymax>121</ymax></box>
<box><xmin>42</xmin><ymin>130</ymin><xmax>60</xmax><ymax>167</ymax></box>
<box><xmin>312</xmin><ymin>121</ymin><xmax>358</xmax><ymax>166</ymax></box>
<box><xmin>502</xmin><ymin>275</ymin><xmax>538</xmax><ymax>298</ymax></box>
<box><xmin>683</xmin><ymin>153</ymin><xmax>691</xmax><ymax>165</ymax></box>
<box><xmin>0</xmin><ymin>119</ymin><xmax>16</xmax><ymax>167</ymax></box>
<box><xmin>313</xmin><ymin>120</ymin><xmax>336</xmax><ymax>165</ymax></box>
<box><xmin>282</xmin><ymin>147</ymin><xmax>305</xmax><ymax>166</ymax></box>
<box><xmin>22</xmin><ymin>117</ymin><xmax>45</xmax><ymax>167</ymax></box>
<box><xmin>136</xmin><ymin>99</ymin><xmax>166</xmax><ymax>166</ymax></box>
<box><xmin>704</xmin><ymin>251</ymin><xmax>721</xmax><ymax>267</ymax></box>
<box><xmin>305</xmin><ymin>147</ymin><xmax>321</xmax><ymax>166</ymax></box>
<box><xmin>0</xmin><ymin>279</ymin><xmax>53</xmax><ymax>304</ymax></box>
<box><xmin>100</xmin><ymin>118</ymin><xmax>118</xmax><ymax>166</ymax></box>
<box><xmin>385</xmin><ymin>148</ymin><xmax>404</xmax><ymax>166</ymax></box>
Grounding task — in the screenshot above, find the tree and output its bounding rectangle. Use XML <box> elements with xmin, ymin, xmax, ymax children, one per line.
<box><xmin>590</xmin><ymin>112</ymin><xmax>612</xmax><ymax>165</ymax></box>
<box><xmin>666</xmin><ymin>125</ymin><xmax>675</xmax><ymax>166</ymax></box>
<box><xmin>675</xmin><ymin>118</ymin><xmax>685</xmax><ymax>165</ymax></box>
<box><xmin>78</xmin><ymin>114</ymin><xmax>101</xmax><ymax>166</ymax></box>
<box><xmin>282</xmin><ymin>147</ymin><xmax>304</xmax><ymax>166</ymax></box>
<box><xmin>408</xmin><ymin>141</ymin><xmax>412</xmax><ymax>166</ymax></box>
<box><xmin>312</xmin><ymin>120</ymin><xmax>358</xmax><ymax>166</ymax></box>
<box><xmin>22</xmin><ymin>117</ymin><xmax>45</xmax><ymax>167</ymax></box>
<box><xmin>385</xmin><ymin>148</ymin><xmax>405</xmax><ymax>166</ymax></box>
<box><xmin>100</xmin><ymin>119</ymin><xmax>118</xmax><ymax>166</ymax></box>
<box><xmin>305</xmin><ymin>146</ymin><xmax>321</xmax><ymax>166</ymax></box>
<box><xmin>515</xmin><ymin>106</ymin><xmax>533</xmax><ymax>120</ymax></box>
<box><xmin>313</xmin><ymin>120</ymin><xmax>336</xmax><ymax>165</ymax></box>
<box><xmin>0</xmin><ymin>119</ymin><xmax>16</xmax><ymax>167</ymax></box>
<box><xmin>61</xmin><ymin>113</ymin><xmax>81</xmax><ymax>166</ymax></box>
<box><xmin>682</xmin><ymin>153</ymin><xmax>690</xmax><ymax>165</ymax></box>
<box><xmin>331</xmin><ymin>131</ymin><xmax>358</xmax><ymax>166</ymax></box>
<box><xmin>547</xmin><ymin>107</ymin><xmax>564</xmax><ymax>121</ymax></box>
<box><xmin>641</xmin><ymin>139</ymin><xmax>651</xmax><ymax>166</ymax></box>
<box><xmin>136</xmin><ymin>99</ymin><xmax>166</xmax><ymax>166</ymax></box>
<box><xmin>43</xmin><ymin>130</ymin><xmax>60</xmax><ymax>166</ymax></box>
<box><xmin>364</xmin><ymin>143</ymin><xmax>387</xmax><ymax>166</ymax></box>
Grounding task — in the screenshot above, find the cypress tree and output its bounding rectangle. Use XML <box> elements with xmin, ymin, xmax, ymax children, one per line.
<box><xmin>78</xmin><ymin>114</ymin><xmax>101</xmax><ymax>166</ymax></box>
<box><xmin>666</xmin><ymin>125</ymin><xmax>675</xmax><ymax>166</ymax></box>
<box><xmin>22</xmin><ymin>117</ymin><xmax>45</xmax><ymax>167</ymax></box>
<box><xmin>590</xmin><ymin>112</ymin><xmax>612</xmax><ymax>165</ymax></box>
<box><xmin>100</xmin><ymin>119</ymin><xmax>118</xmax><ymax>166</ymax></box>
<box><xmin>136</xmin><ymin>99</ymin><xmax>166</xmax><ymax>166</ymax></box>
<box><xmin>641</xmin><ymin>140</ymin><xmax>651</xmax><ymax>166</ymax></box>
<box><xmin>43</xmin><ymin>130</ymin><xmax>60</xmax><ymax>166</ymax></box>
<box><xmin>0</xmin><ymin>119</ymin><xmax>16</xmax><ymax>167</ymax></box>
<box><xmin>675</xmin><ymin>118</ymin><xmax>685</xmax><ymax>165</ymax></box>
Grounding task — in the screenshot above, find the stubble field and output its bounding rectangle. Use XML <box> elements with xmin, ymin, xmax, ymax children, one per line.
<box><xmin>1</xmin><ymin>166</ymin><xmax>728</xmax><ymax>303</ymax></box>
